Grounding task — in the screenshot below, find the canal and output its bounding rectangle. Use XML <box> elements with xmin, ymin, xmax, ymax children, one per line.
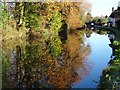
<box><xmin>72</xmin><ymin>31</ymin><xmax>112</xmax><ymax>88</ymax></box>
<box><xmin>2</xmin><ymin>30</ymin><xmax>112</xmax><ymax>88</ymax></box>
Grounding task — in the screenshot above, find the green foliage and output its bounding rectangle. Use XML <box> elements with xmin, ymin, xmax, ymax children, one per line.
<box><xmin>85</xmin><ymin>12</ymin><xmax>93</xmax><ymax>22</ymax></box>
<box><xmin>112</xmin><ymin>41</ymin><xmax>120</xmax><ymax>56</ymax></box>
<box><xmin>0</xmin><ymin>3</ymin><xmax>10</xmax><ymax>29</ymax></box>
<box><xmin>48</xmin><ymin>35</ymin><xmax>62</xmax><ymax>58</ymax></box>
<box><xmin>24</xmin><ymin>3</ymin><xmax>41</xmax><ymax>31</ymax></box>
<box><xmin>93</xmin><ymin>16</ymin><xmax>108</xmax><ymax>24</ymax></box>
<box><xmin>99</xmin><ymin>40</ymin><xmax>120</xmax><ymax>89</ymax></box>
<box><xmin>23</xmin><ymin>44</ymin><xmax>41</xmax><ymax>75</ymax></box>
<box><xmin>45</xmin><ymin>12</ymin><xmax>62</xmax><ymax>58</ymax></box>
<box><xmin>1</xmin><ymin>53</ymin><xmax>10</xmax><ymax>87</ymax></box>
<box><xmin>2</xmin><ymin>54</ymin><xmax>10</xmax><ymax>75</ymax></box>
<box><xmin>113</xmin><ymin>40</ymin><xmax>120</xmax><ymax>47</ymax></box>
<box><xmin>48</xmin><ymin>12</ymin><xmax>62</xmax><ymax>33</ymax></box>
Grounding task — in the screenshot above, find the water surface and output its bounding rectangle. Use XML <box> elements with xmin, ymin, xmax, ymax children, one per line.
<box><xmin>72</xmin><ymin>32</ymin><xmax>112</xmax><ymax>88</ymax></box>
<box><xmin>2</xmin><ymin>31</ymin><xmax>112</xmax><ymax>88</ymax></box>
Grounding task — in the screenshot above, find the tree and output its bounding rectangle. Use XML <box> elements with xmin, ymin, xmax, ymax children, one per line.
<box><xmin>85</xmin><ymin>12</ymin><xmax>93</xmax><ymax>22</ymax></box>
<box><xmin>0</xmin><ymin>2</ymin><xmax>9</xmax><ymax>29</ymax></box>
<box><xmin>14</xmin><ymin>2</ymin><xmax>24</xmax><ymax>30</ymax></box>
<box><xmin>59</xmin><ymin>1</ymin><xmax>91</xmax><ymax>30</ymax></box>
<box><xmin>93</xmin><ymin>16</ymin><xmax>108</xmax><ymax>26</ymax></box>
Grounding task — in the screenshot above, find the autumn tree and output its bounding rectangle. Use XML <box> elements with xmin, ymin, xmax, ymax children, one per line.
<box><xmin>14</xmin><ymin>2</ymin><xmax>24</xmax><ymax>30</ymax></box>
<box><xmin>58</xmin><ymin>0</ymin><xmax>91</xmax><ymax>30</ymax></box>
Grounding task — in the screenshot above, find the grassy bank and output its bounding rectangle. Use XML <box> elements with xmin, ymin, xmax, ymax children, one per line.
<box><xmin>98</xmin><ymin>40</ymin><xmax>120</xmax><ymax>89</ymax></box>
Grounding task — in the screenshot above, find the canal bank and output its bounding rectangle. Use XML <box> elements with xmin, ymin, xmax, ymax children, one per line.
<box><xmin>98</xmin><ymin>35</ymin><xmax>120</xmax><ymax>89</ymax></box>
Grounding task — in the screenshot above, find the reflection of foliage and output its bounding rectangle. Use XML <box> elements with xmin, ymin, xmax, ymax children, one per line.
<box><xmin>97</xmin><ymin>30</ymin><xmax>107</xmax><ymax>35</ymax></box>
<box><xmin>2</xmin><ymin>53</ymin><xmax>10</xmax><ymax>87</ymax></box>
<box><xmin>63</xmin><ymin>32</ymin><xmax>90</xmax><ymax>69</ymax></box>
<box><xmin>84</xmin><ymin>29</ymin><xmax>92</xmax><ymax>38</ymax></box>
<box><xmin>2</xmin><ymin>31</ymin><xmax>91</xmax><ymax>88</ymax></box>
<box><xmin>45</xmin><ymin>32</ymin><xmax>91</xmax><ymax>88</ymax></box>
<box><xmin>22</xmin><ymin>44</ymin><xmax>43</xmax><ymax>87</ymax></box>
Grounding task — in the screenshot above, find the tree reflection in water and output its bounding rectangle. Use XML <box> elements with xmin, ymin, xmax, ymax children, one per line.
<box><xmin>2</xmin><ymin>32</ymin><xmax>91</xmax><ymax>88</ymax></box>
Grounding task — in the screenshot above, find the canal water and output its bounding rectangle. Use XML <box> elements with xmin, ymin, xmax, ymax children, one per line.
<box><xmin>72</xmin><ymin>31</ymin><xmax>112</xmax><ymax>88</ymax></box>
<box><xmin>2</xmin><ymin>31</ymin><xmax>112</xmax><ymax>88</ymax></box>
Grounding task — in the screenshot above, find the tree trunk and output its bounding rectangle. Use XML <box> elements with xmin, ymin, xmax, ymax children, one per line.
<box><xmin>15</xmin><ymin>2</ymin><xmax>24</xmax><ymax>31</ymax></box>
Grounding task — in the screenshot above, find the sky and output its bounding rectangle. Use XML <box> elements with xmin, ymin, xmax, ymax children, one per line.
<box><xmin>89</xmin><ymin>0</ymin><xmax>120</xmax><ymax>17</ymax></box>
